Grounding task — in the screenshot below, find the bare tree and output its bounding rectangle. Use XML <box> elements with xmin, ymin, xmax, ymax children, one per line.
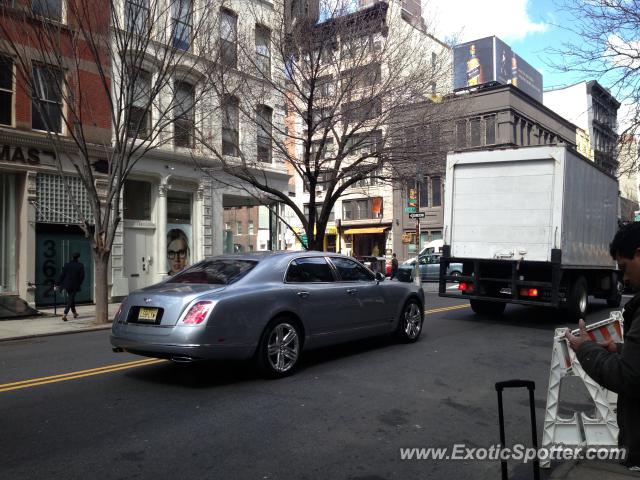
<box><xmin>0</xmin><ymin>0</ymin><xmax>217</xmax><ymax>323</ymax></box>
<box><xmin>550</xmin><ymin>0</ymin><xmax>640</xmax><ymax>166</ymax></box>
<box><xmin>196</xmin><ymin>0</ymin><xmax>453</xmax><ymax>251</ymax></box>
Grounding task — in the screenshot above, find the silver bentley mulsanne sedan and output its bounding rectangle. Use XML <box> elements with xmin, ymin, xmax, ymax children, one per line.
<box><xmin>111</xmin><ymin>251</ymin><xmax>425</xmax><ymax>377</ymax></box>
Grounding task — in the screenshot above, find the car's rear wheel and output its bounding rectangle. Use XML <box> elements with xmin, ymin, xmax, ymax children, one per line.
<box><xmin>256</xmin><ymin>319</ymin><xmax>302</xmax><ymax>378</ymax></box>
<box><xmin>395</xmin><ymin>299</ymin><xmax>423</xmax><ymax>343</ymax></box>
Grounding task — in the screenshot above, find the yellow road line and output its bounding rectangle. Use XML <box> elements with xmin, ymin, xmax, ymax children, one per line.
<box><xmin>425</xmin><ymin>304</ymin><xmax>469</xmax><ymax>315</ymax></box>
<box><xmin>0</xmin><ymin>358</ymin><xmax>165</xmax><ymax>393</ymax></box>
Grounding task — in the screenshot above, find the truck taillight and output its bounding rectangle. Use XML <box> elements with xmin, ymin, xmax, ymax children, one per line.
<box><xmin>520</xmin><ymin>288</ymin><xmax>539</xmax><ymax>297</ymax></box>
<box><xmin>459</xmin><ymin>282</ymin><xmax>474</xmax><ymax>293</ymax></box>
<box><xmin>180</xmin><ymin>301</ymin><xmax>214</xmax><ymax>325</ymax></box>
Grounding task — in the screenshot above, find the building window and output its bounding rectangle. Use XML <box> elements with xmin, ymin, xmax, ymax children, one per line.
<box><xmin>431</xmin><ymin>177</ymin><xmax>441</xmax><ymax>207</ymax></box>
<box><xmin>485</xmin><ymin>115</ymin><xmax>496</xmax><ymax>145</ymax></box>
<box><xmin>127</xmin><ymin>70</ymin><xmax>151</xmax><ymax>139</ymax></box>
<box><xmin>255</xmin><ymin>25</ymin><xmax>271</xmax><ymax>78</ymax></box>
<box><xmin>174</xmin><ymin>81</ymin><xmax>194</xmax><ymax>148</ymax></box>
<box><xmin>470</xmin><ymin>117</ymin><xmax>481</xmax><ymax>147</ymax></box>
<box><xmin>342</xmin><ymin>63</ymin><xmax>381</xmax><ymax>90</ymax></box>
<box><xmin>256</xmin><ymin>105</ymin><xmax>272</xmax><ymax>163</ymax></box>
<box><xmin>309</xmin><ymin>138</ymin><xmax>333</xmax><ymax>162</ymax></box>
<box><xmin>354</xmin><ymin>166</ymin><xmax>383</xmax><ymax>188</ymax></box>
<box><xmin>303</xmin><ymin>170</ymin><xmax>332</xmax><ymax>193</ymax></box>
<box><xmin>317</xmin><ymin>76</ymin><xmax>335</xmax><ymax>98</ymax></box>
<box><xmin>172</xmin><ymin>0</ymin><xmax>192</xmax><ymax>50</ymax></box>
<box><xmin>224</xmin><ymin>222</ymin><xmax>231</xmax><ymax>231</ymax></box>
<box><xmin>236</xmin><ymin>221</ymin><xmax>242</xmax><ymax>235</ymax></box>
<box><xmin>342</xmin><ymin>198</ymin><xmax>382</xmax><ymax>220</ymax></box>
<box><xmin>455</xmin><ymin>120</ymin><xmax>466</xmax><ymax>148</ymax></box>
<box><xmin>304</xmin><ymin>203</ymin><xmax>335</xmax><ymax>222</ymax></box>
<box><xmin>0</xmin><ymin>174</ymin><xmax>16</xmax><ymax>292</ymax></box>
<box><xmin>248</xmin><ymin>220</ymin><xmax>254</xmax><ymax>235</ymax></box>
<box><xmin>32</xmin><ymin>0</ymin><xmax>61</xmax><ymax>21</ymax></box>
<box><xmin>32</xmin><ymin>64</ymin><xmax>63</xmax><ymax>133</ymax></box>
<box><xmin>220</xmin><ymin>9</ymin><xmax>237</xmax><ymax>69</ymax></box>
<box><xmin>342</xmin><ymin>98</ymin><xmax>382</xmax><ymax>124</ymax></box>
<box><xmin>418</xmin><ymin>178</ymin><xmax>428</xmax><ymax>207</ymax></box>
<box><xmin>346</xmin><ymin>130</ymin><xmax>382</xmax><ymax>156</ymax></box>
<box><xmin>125</xmin><ymin>0</ymin><xmax>149</xmax><ymax>34</ymax></box>
<box><xmin>222</xmin><ymin>96</ymin><xmax>239</xmax><ymax>156</ymax></box>
<box><xmin>0</xmin><ymin>56</ymin><xmax>13</xmax><ymax>127</ymax></box>
<box><xmin>123</xmin><ymin>179</ymin><xmax>151</xmax><ymax>220</ymax></box>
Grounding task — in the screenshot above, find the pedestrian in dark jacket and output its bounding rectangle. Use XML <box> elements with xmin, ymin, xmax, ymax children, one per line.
<box><xmin>391</xmin><ymin>253</ymin><xmax>399</xmax><ymax>279</ymax></box>
<box><xmin>566</xmin><ymin>222</ymin><xmax>640</xmax><ymax>469</ymax></box>
<box><xmin>56</xmin><ymin>252</ymin><xmax>85</xmax><ymax>322</ymax></box>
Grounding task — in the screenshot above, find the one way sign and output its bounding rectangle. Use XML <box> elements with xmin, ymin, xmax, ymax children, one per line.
<box><xmin>408</xmin><ymin>212</ymin><xmax>426</xmax><ymax>219</ymax></box>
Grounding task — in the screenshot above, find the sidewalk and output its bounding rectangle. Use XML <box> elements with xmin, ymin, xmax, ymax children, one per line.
<box><xmin>0</xmin><ymin>302</ymin><xmax>120</xmax><ymax>342</ymax></box>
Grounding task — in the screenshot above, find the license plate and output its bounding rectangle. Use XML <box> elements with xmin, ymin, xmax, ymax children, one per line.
<box><xmin>138</xmin><ymin>307</ymin><xmax>158</xmax><ymax>322</ymax></box>
<box><xmin>500</xmin><ymin>288</ymin><xmax>512</xmax><ymax>295</ymax></box>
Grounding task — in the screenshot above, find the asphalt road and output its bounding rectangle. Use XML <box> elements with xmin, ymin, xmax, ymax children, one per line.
<box><xmin>0</xmin><ymin>292</ymin><xmax>628</xmax><ymax>480</ymax></box>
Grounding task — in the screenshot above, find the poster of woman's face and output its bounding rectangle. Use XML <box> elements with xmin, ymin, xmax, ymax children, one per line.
<box><xmin>167</xmin><ymin>225</ymin><xmax>192</xmax><ymax>275</ymax></box>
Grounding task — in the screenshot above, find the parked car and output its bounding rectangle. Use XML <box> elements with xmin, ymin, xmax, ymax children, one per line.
<box><xmin>111</xmin><ymin>252</ymin><xmax>425</xmax><ymax>378</ymax></box>
<box><xmin>397</xmin><ymin>253</ymin><xmax>463</xmax><ymax>283</ymax></box>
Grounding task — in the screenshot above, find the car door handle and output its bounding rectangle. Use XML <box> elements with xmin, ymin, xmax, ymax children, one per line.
<box><xmin>297</xmin><ymin>291</ymin><xmax>310</xmax><ymax>298</ymax></box>
<box><xmin>346</xmin><ymin>288</ymin><xmax>358</xmax><ymax>295</ymax></box>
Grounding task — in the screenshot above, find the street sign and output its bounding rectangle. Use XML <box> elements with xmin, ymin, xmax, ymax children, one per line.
<box><xmin>408</xmin><ymin>212</ymin><xmax>426</xmax><ymax>219</ymax></box>
<box><xmin>404</xmin><ymin>206</ymin><xmax>416</xmax><ymax>213</ymax></box>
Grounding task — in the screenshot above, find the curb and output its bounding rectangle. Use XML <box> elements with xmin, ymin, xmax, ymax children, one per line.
<box><xmin>0</xmin><ymin>324</ymin><xmax>113</xmax><ymax>343</ymax></box>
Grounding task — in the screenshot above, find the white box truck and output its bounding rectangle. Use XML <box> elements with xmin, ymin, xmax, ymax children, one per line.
<box><xmin>438</xmin><ymin>145</ymin><xmax>620</xmax><ymax>321</ymax></box>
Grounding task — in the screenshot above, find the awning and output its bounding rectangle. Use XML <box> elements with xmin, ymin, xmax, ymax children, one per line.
<box><xmin>343</xmin><ymin>227</ymin><xmax>387</xmax><ymax>235</ymax></box>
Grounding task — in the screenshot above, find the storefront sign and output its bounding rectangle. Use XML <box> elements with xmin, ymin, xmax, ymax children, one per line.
<box><xmin>0</xmin><ymin>145</ymin><xmax>55</xmax><ymax>165</ymax></box>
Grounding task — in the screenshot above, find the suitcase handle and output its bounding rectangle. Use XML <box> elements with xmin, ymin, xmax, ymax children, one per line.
<box><xmin>496</xmin><ymin>379</ymin><xmax>540</xmax><ymax>480</ymax></box>
<box><xmin>496</xmin><ymin>379</ymin><xmax>535</xmax><ymax>392</ymax></box>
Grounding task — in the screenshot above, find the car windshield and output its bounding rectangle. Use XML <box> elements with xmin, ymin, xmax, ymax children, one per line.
<box><xmin>168</xmin><ymin>259</ymin><xmax>258</xmax><ymax>285</ymax></box>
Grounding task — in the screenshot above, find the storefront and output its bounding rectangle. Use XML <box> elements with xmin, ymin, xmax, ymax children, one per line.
<box><xmin>342</xmin><ymin>226</ymin><xmax>390</xmax><ymax>257</ymax></box>
<box><xmin>112</xmin><ymin>164</ymin><xmax>203</xmax><ymax>297</ymax></box>
<box><xmin>0</xmin><ymin>136</ymin><xmax>102</xmax><ymax>311</ymax></box>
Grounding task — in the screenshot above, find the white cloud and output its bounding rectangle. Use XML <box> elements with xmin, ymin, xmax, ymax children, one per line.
<box><xmin>428</xmin><ymin>0</ymin><xmax>547</xmax><ymax>43</ymax></box>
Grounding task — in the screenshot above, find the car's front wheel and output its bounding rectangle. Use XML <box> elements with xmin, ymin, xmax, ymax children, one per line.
<box><xmin>395</xmin><ymin>299</ymin><xmax>423</xmax><ymax>343</ymax></box>
<box><xmin>256</xmin><ymin>319</ymin><xmax>302</xmax><ymax>378</ymax></box>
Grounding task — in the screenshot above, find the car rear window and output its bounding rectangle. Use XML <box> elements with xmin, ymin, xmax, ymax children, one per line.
<box><xmin>286</xmin><ymin>257</ymin><xmax>334</xmax><ymax>283</ymax></box>
<box><xmin>169</xmin><ymin>259</ymin><xmax>257</xmax><ymax>285</ymax></box>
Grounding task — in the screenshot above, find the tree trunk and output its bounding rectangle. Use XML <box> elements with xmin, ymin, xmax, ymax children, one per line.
<box><xmin>308</xmin><ymin>236</ymin><xmax>325</xmax><ymax>251</ymax></box>
<box><xmin>93</xmin><ymin>251</ymin><xmax>110</xmax><ymax>325</ymax></box>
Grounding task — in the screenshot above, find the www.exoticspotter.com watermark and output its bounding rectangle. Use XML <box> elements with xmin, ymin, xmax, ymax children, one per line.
<box><xmin>399</xmin><ymin>444</ymin><xmax>626</xmax><ymax>463</ymax></box>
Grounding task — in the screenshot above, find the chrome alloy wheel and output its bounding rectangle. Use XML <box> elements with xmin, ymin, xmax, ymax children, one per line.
<box><xmin>404</xmin><ymin>303</ymin><xmax>422</xmax><ymax>339</ymax></box>
<box><xmin>266</xmin><ymin>323</ymin><xmax>300</xmax><ymax>373</ymax></box>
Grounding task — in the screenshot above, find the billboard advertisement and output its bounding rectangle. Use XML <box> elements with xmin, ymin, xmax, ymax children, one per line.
<box><xmin>453</xmin><ymin>36</ymin><xmax>543</xmax><ymax>103</ymax></box>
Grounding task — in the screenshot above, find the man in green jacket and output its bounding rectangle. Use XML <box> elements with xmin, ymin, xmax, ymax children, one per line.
<box><xmin>566</xmin><ymin>222</ymin><xmax>640</xmax><ymax>468</ymax></box>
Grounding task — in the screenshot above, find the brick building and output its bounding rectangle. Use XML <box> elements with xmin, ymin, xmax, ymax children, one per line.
<box><xmin>0</xmin><ymin>0</ymin><xmax>111</xmax><ymax>310</ymax></box>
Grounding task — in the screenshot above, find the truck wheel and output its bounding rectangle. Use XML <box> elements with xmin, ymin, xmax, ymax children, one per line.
<box><xmin>470</xmin><ymin>299</ymin><xmax>506</xmax><ymax>315</ymax></box>
<box><xmin>567</xmin><ymin>277</ymin><xmax>588</xmax><ymax>322</ymax></box>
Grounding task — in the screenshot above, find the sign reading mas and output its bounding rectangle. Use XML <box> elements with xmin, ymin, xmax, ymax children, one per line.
<box><xmin>0</xmin><ymin>144</ymin><xmax>55</xmax><ymax>165</ymax></box>
<box><xmin>453</xmin><ymin>36</ymin><xmax>543</xmax><ymax>103</ymax></box>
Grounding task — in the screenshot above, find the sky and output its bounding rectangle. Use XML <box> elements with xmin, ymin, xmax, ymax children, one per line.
<box><xmin>429</xmin><ymin>0</ymin><xmax>636</xmax><ymax>132</ymax></box>
<box><xmin>430</xmin><ymin>0</ymin><xmax>580</xmax><ymax>89</ymax></box>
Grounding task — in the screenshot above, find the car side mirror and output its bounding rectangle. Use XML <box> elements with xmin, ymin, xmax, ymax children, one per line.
<box><xmin>375</xmin><ymin>272</ymin><xmax>385</xmax><ymax>282</ymax></box>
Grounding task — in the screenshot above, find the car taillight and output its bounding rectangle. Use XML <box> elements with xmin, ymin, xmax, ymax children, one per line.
<box><xmin>520</xmin><ymin>288</ymin><xmax>539</xmax><ymax>297</ymax></box>
<box><xmin>115</xmin><ymin>297</ymin><xmax>127</xmax><ymax>322</ymax></box>
<box><xmin>459</xmin><ymin>282</ymin><xmax>474</xmax><ymax>293</ymax></box>
<box><xmin>180</xmin><ymin>301</ymin><xmax>214</xmax><ymax>325</ymax></box>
